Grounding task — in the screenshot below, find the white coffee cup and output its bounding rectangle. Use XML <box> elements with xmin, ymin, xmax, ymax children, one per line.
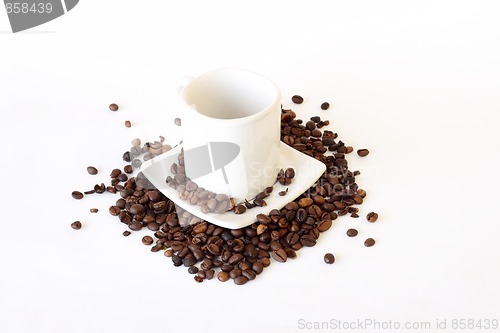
<box><xmin>178</xmin><ymin>68</ymin><xmax>281</xmax><ymax>203</ymax></box>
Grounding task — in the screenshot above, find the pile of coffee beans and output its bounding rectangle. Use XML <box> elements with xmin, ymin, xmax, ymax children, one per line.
<box><xmin>71</xmin><ymin>98</ymin><xmax>378</xmax><ymax>284</ymax></box>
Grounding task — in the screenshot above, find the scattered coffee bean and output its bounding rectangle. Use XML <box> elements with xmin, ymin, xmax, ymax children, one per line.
<box><xmin>234</xmin><ymin>204</ymin><xmax>246</xmax><ymax>214</ymax></box>
<box><xmin>174</xmin><ymin>118</ymin><xmax>182</xmax><ymax>126</ymax></box>
<box><xmin>71</xmin><ymin>191</ymin><xmax>84</xmax><ymax>200</ymax></box>
<box><xmin>366</xmin><ymin>212</ymin><xmax>378</xmax><ymax>223</ymax></box>
<box><xmin>357</xmin><ymin>149</ymin><xmax>370</xmax><ymax>157</ymax></box>
<box><xmin>321</xmin><ymin>102</ymin><xmax>330</xmax><ymax>110</ymax></box>
<box><xmin>364</xmin><ymin>238</ymin><xmax>376</xmax><ymax>247</ymax></box>
<box><xmin>278</xmin><ymin>188</ymin><xmax>288</xmax><ymax>196</ymax></box>
<box><xmin>217</xmin><ymin>271</ymin><xmax>229</xmax><ymax>282</ymax></box>
<box><xmin>124</xmin><ymin>120</ymin><xmax>132</xmax><ymax>128</ymax></box>
<box><xmin>122</xmin><ymin>230</ymin><xmax>131</xmax><ymax>237</ymax></box>
<box><xmin>123</xmin><ymin>165</ymin><xmax>133</xmax><ymax>174</ymax></box>
<box><xmin>291</xmin><ymin>95</ymin><xmax>304</xmax><ymax>104</ymax></box>
<box><xmin>110</xmin><ymin>169</ymin><xmax>121</xmax><ymax>178</ymax></box>
<box><xmin>90</xmin><ymin>208</ymin><xmax>98</xmax><ymax>213</ymax></box>
<box><xmin>324</xmin><ymin>253</ymin><xmax>335</xmax><ymax>264</ymax></box>
<box><xmin>70</xmin><ymin>221</ymin><xmax>82</xmax><ymax>230</ymax></box>
<box><xmin>234</xmin><ymin>275</ymin><xmax>249</xmax><ymax>285</ymax></box>
<box><xmin>271</xmin><ymin>248</ymin><xmax>287</xmax><ymax>263</ymax></box>
<box><xmin>188</xmin><ymin>266</ymin><xmax>199</xmax><ymax>274</ymax></box>
<box><xmin>142</xmin><ymin>236</ymin><xmax>154</xmax><ymax>245</ymax></box>
<box><xmin>346</xmin><ymin>228</ymin><xmax>358</xmax><ymax>237</ymax></box>
<box><xmin>87</xmin><ymin>166</ymin><xmax>98</xmax><ymax>175</ymax></box>
<box><xmin>109</xmin><ymin>103</ymin><xmax>119</xmax><ymax>111</ymax></box>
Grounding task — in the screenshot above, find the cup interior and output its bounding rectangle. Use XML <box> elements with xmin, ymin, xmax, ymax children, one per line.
<box><xmin>182</xmin><ymin>69</ymin><xmax>278</xmax><ymax>120</ymax></box>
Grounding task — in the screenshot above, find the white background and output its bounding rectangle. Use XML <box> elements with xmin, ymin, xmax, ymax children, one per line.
<box><xmin>1</xmin><ymin>1</ymin><xmax>500</xmax><ymax>332</ymax></box>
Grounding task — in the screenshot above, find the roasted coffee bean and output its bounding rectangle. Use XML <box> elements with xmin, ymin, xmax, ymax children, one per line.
<box><xmin>84</xmin><ymin>190</ymin><xmax>96</xmax><ymax>195</ymax></box>
<box><xmin>234</xmin><ymin>275</ymin><xmax>248</xmax><ymax>285</ymax></box>
<box><xmin>229</xmin><ymin>269</ymin><xmax>242</xmax><ymax>279</ymax></box>
<box><xmin>129</xmin><ymin>204</ymin><xmax>145</xmax><ymax>215</ymax></box>
<box><xmin>142</xmin><ymin>235</ymin><xmax>154</xmax><ymax>245</ymax></box>
<box><xmin>366</xmin><ymin>212</ymin><xmax>378</xmax><ymax>223</ymax></box>
<box><xmin>183</xmin><ymin>255</ymin><xmax>197</xmax><ymax>267</ymax></box>
<box><xmin>254</xmin><ymin>198</ymin><xmax>267</xmax><ymax>207</ymax></box>
<box><xmin>109</xmin><ymin>103</ymin><xmax>119</xmax><ymax>111</ymax></box>
<box><xmin>252</xmin><ymin>261</ymin><xmax>264</xmax><ymax>274</ymax></box>
<box><xmin>357</xmin><ymin>149</ymin><xmax>370</xmax><ymax>157</ymax></box>
<box><xmin>310</xmin><ymin>116</ymin><xmax>321</xmax><ymax>123</ymax></box>
<box><xmin>205</xmin><ymin>269</ymin><xmax>215</xmax><ymax>280</ymax></box>
<box><xmin>87</xmin><ymin>166</ymin><xmax>98</xmax><ymax>175</ymax></box>
<box><xmin>321</xmin><ymin>102</ymin><xmax>330</xmax><ymax>110</ymax></box>
<box><xmin>194</xmin><ymin>275</ymin><xmax>204</xmax><ymax>283</ymax></box>
<box><xmin>90</xmin><ymin>208</ymin><xmax>98</xmax><ymax>213</ymax></box>
<box><xmin>317</xmin><ymin>219</ymin><xmax>332</xmax><ymax>232</ymax></box>
<box><xmin>124</xmin><ymin>120</ymin><xmax>132</xmax><ymax>128</ymax></box>
<box><xmin>347</xmin><ymin>228</ymin><xmax>358</xmax><ymax>237</ymax></box>
<box><xmin>122</xmin><ymin>230</ymin><xmax>131</xmax><ymax>237</ymax></box>
<box><xmin>71</xmin><ymin>191</ymin><xmax>84</xmax><ymax>200</ymax></box>
<box><xmin>242</xmin><ymin>269</ymin><xmax>256</xmax><ymax>281</ymax></box>
<box><xmin>128</xmin><ymin>222</ymin><xmax>142</xmax><ymax>231</ymax></box>
<box><xmin>71</xmin><ymin>221</ymin><xmax>82</xmax><ymax>230</ymax></box>
<box><xmin>278</xmin><ymin>188</ymin><xmax>288</xmax><ymax>196</ymax></box>
<box><xmin>123</xmin><ymin>165</ymin><xmax>133</xmax><ymax>174</ymax></box>
<box><xmin>117</xmin><ymin>173</ymin><xmax>128</xmax><ymax>182</ymax></box>
<box><xmin>291</xmin><ymin>95</ymin><xmax>304</xmax><ymax>104</ymax></box>
<box><xmin>285</xmin><ymin>167</ymin><xmax>295</xmax><ymax>179</ymax></box>
<box><xmin>123</xmin><ymin>151</ymin><xmax>131</xmax><ymax>162</ymax></box>
<box><xmin>285</xmin><ymin>202</ymin><xmax>299</xmax><ymax>211</ymax></box>
<box><xmin>300</xmin><ymin>235</ymin><xmax>317</xmax><ymax>247</ymax></box>
<box><xmin>364</xmin><ymin>238</ymin><xmax>376</xmax><ymax>247</ymax></box>
<box><xmin>298</xmin><ymin>197</ymin><xmax>313</xmax><ymax>207</ymax></box>
<box><xmin>271</xmin><ymin>248</ymin><xmax>287</xmax><ymax>263</ymax></box>
<box><xmin>171</xmin><ymin>255</ymin><xmax>183</xmax><ymax>267</ymax></box>
<box><xmin>324</xmin><ymin>253</ymin><xmax>335</xmax><ymax>264</ymax></box>
<box><xmin>188</xmin><ymin>266</ymin><xmax>199</xmax><ymax>274</ymax></box>
<box><xmin>174</xmin><ymin>117</ymin><xmax>182</xmax><ymax>126</ymax></box>
<box><xmin>234</xmin><ymin>204</ymin><xmax>246</xmax><ymax>214</ymax></box>
<box><xmin>110</xmin><ymin>169</ymin><xmax>121</xmax><ymax>178</ymax></box>
<box><xmin>217</xmin><ymin>271</ymin><xmax>229</xmax><ymax>282</ymax></box>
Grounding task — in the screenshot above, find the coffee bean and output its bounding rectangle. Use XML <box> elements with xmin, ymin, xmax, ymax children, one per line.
<box><xmin>70</xmin><ymin>221</ymin><xmax>82</xmax><ymax>230</ymax></box>
<box><xmin>117</xmin><ymin>173</ymin><xmax>128</xmax><ymax>182</ymax></box>
<box><xmin>84</xmin><ymin>190</ymin><xmax>96</xmax><ymax>195</ymax></box>
<box><xmin>194</xmin><ymin>275</ymin><xmax>204</xmax><ymax>283</ymax></box>
<box><xmin>300</xmin><ymin>235</ymin><xmax>317</xmax><ymax>247</ymax></box>
<box><xmin>174</xmin><ymin>118</ymin><xmax>182</xmax><ymax>126</ymax></box>
<box><xmin>317</xmin><ymin>219</ymin><xmax>332</xmax><ymax>232</ymax></box>
<box><xmin>271</xmin><ymin>248</ymin><xmax>287</xmax><ymax>263</ymax></box>
<box><xmin>234</xmin><ymin>275</ymin><xmax>249</xmax><ymax>285</ymax></box>
<box><xmin>364</xmin><ymin>238</ymin><xmax>376</xmax><ymax>247</ymax></box>
<box><xmin>347</xmin><ymin>228</ymin><xmax>358</xmax><ymax>237</ymax></box>
<box><xmin>110</xmin><ymin>169</ymin><xmax>121</xmax><ymax>178</ymax></box>
<box><xmin>123</xmin><ymin>151</ymin><xmax>131</xmax><ymax>162</ymax></box>
<box><xmin>122</xmin><ymin>230</ymin><xmax>131</xmax><ymax>237</ymax></box>
<box><xmin>72</xmin><ymin>191</ymin><xmax>84</xmax><ymax>200</ymax></box>
<box><xmin>278</xmin><ymin>188</ymin><xmax>288</xmax><ymax>196</ymax></box>
<box><xmin>298</xmin><ymin>197</ymin><xmax>313</xmax><ymax>207</ymax></box>
<box><xmin>87</xmin><ymin>166</ymin><xmax>98</xmax><ymax>175</ymax></box>
<box><xmin>357</xmin><ymin>149</ymin><xmax>370</xmax><ymax>157</ymax></box>
<box><xmin>188</xmin><ymin>266</ymin><xmax>199</xmax><ymax>274</ymax></box>
<box><xmin>285</xmin><ymin>167</ymin><xmax>295</xmax><ymax>179</ymax></box>
<box><xmin>125</xmin><ymin>120</ymin><xmax>132</xmax><ymax>128</ymax></box>
<box><xmin>291</xmin><ymin>95</ymin><xmax>304</xmax><ymax>104</ymax></box>
<box><xmin>123</xmin><ymin>165</ymin><xmax>133</xmax><ymax>174</ymax></box>
<box><xmin>109</xmin><ymin>103</ymin><xmax>119</xmax><ymax>111</ymax></box>
<box><xmin>217</xmin><ymin>271</ymin><xmax>229</xmax><ymax>282</ymax></box>
<box><xmin>366</xmin><ymin>212</ymin><xmax>378</xmax><ymax>223</ymax></box>
<box><xmin>142</xmin><ymin>236</ymin><xmax>154</xmax><ymax>245</ymax></box>
<box><xmin>321</xmin><ymin>102</ymin><xmax>330</xmax><ymax>110</ymax></box>
<box><xmin>129</xmin><ymin>204</ymin><xmax>145</xmax><ymax>215</ymax></box>
<box><xmin>324</xmin><ymin>253</ymin><xmax>335</xmax><ymax>264</ymax></box>
<box><xmin>90</xmin><ymin>208</ymin><xmax>98</xmax><ymax>213</ymax></box>
<box><xmin>234</xmin><ymin>204</ymin><xmax>246</xmax><ymax>214</ymax></box>
<box><xmin>128</xmin><ymin>222</ymin><xmax>142</xmax><ymax>231</ymax></box>
<box><xmin>310</xmin><ymin>116</ymin><xmax>321</xmax><ymax>123</ymax></box>
<box><xmin>254</xmin><ymin>198</ymin><xmax>267</xmax><ymax>207</ymax></box>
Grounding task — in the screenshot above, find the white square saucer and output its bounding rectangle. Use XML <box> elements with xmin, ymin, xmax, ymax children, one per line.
<box><xmin>140</xmin><ymin>143</ymin><xmax>326</xmax><ymax>229</ymax></box>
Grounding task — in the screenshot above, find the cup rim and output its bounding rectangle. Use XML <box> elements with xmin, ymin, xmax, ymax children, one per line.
<box><xmin>179</xmin><ymin>67</ymin><xmax>281</xmax><ymax>125</ymax></box>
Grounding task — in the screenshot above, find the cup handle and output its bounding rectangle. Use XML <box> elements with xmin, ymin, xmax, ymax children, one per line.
<box><xmin>177</xmin><ymin>75</ymin><xmax>194</xmax><ymax>96</ymax></box>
